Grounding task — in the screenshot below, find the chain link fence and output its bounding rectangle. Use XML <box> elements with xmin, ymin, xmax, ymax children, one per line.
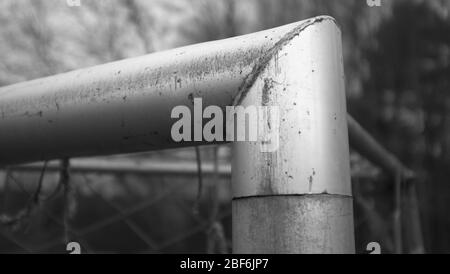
<box><xmin>0</xmin><ymin>144</ymin><xmax>423</xmax><ymax>254</ymax></box>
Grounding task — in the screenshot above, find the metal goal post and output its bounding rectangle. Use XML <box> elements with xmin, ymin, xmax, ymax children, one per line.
<box><xmin>0</xmin><ymin>16</ymin><xmax>355</xmax><ymax>253</ymax></box>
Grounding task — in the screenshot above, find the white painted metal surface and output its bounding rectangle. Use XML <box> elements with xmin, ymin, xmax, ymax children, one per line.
<box><xmin>232</xmin><ymin>18</ymin><xmax>351</xmax><ymax>197</ymax></box>
<box><xmin>230</xmin><ymin>17</ymin><xmax>354</xmax><ymax>253</ymax></box>
<box><xmin>0</xmin><ymin>17</ymin><xmax>329</xmax><ymax>166</ymax></box>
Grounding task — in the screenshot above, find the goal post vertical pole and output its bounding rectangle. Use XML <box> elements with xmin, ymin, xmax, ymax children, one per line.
<box><xmin>231</xmin><ymin>18</ymin><xmax>355</xmax><ymax>253</ymax></box>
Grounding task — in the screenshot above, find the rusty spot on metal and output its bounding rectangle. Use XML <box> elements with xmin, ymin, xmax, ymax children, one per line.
<box><xmin>308</xmin><ymin>176</ymin><xmax>313</xmax><ymax>193</ymax></box>
<box><xmin>260</xmin><ymin>153</ymin><xmax>278</xmax><ymax>195</ymax></box>
<box><xmin>188</xmin><ymin>93</ymin><xmax>194</xmax><ymax>105</ymax></box>
<box><xmin>261</xmin><ymin>78</ymin><xmax>275</xmax><ymax>106</ymax></box>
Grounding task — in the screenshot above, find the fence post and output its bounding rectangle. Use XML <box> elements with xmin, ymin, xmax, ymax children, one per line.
<box><xmin>232</xmin><ymin>18</ymin><xmax>355</xmax><ymax>253</ymax></box>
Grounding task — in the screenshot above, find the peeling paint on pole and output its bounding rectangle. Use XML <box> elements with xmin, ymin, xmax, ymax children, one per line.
<box><xmin>232</xmin><ymin>17</ymin><xmax>355</xmax><ymax>253</ymax></box>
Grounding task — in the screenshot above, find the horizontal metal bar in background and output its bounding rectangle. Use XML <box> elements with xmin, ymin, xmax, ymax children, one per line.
<box><xmin>6</xmin><ymin>157</ymin><xmax>379</xmax><ymax>179</ymax></box>
<box><xmin>347</xmin><ymin>115</ymin><xmax>414</xmax><ymax>180</ymax></box>
<box><xmin>9</xmin><ymin>158</ymin><xmax>231</xmax><ymax>177</ymax></box>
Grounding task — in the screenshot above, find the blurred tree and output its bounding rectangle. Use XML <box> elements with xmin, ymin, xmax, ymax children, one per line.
<box><xmin>0</xmin><ymin>0</ymin><xmax>160</xmax><ymax>84</ymax></box>
<box><xmin>353</xmin><ymin>0</ymin><xmax>450</xmax><ymax>253</ymax></box>
<box><xmin>176</xmin><ymin>0</ymin><xmax>240</xmax><ymax>44</ymax></box>
<box><xmin>124</xmin><ymin>0</ymin><xmax>155</xmax><ymax>53</ymax></box>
